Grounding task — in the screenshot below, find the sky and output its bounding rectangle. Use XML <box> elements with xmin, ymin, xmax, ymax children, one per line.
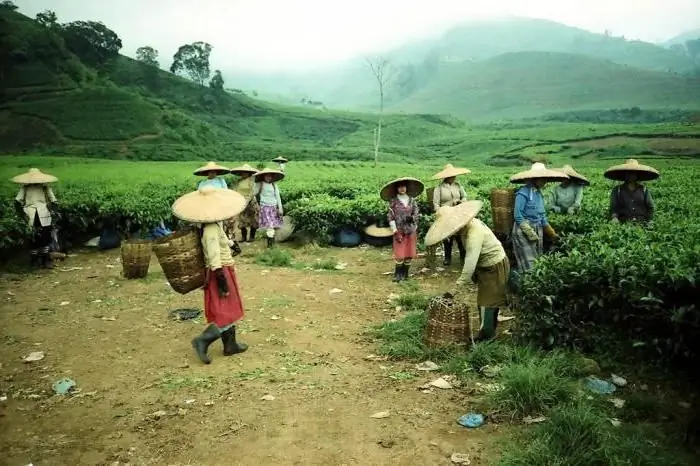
<box><xmin>15</xmin><ymin>0</ymin><xmax>700</xmax><ymax>72</ymax></box>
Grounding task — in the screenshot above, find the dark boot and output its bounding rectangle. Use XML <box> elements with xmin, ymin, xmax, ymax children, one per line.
<box><xmin>221</xmin><ymin>326</ymin><xmax>248</xmax><ymax>355</ymax></box>
<box><xmin>248</xmin><ymin>228</ymin><xmax>257</xmax><ymax>242</ymax></box>
<box><xmin>30</xmin><ymin>251</ymin><xmax>39</xmax><ymax>268</ymax></box>
<box><xmin>442</xmin><ymin>238</ymin><xmax>453</xmax><ymax>266</ymax></box>
<box><xmin>476</xmin><ymin>307</ymin><xmax>499</xmax><ymax>341</ymax></box>
<box><xmin>267</xmin><ymin>237</ymin><xmax>274</xmax><ymax>248</ymax></box>
<box><xmin>392</xmin><ymin>264</ymin><xmax>402</xmax><ymax>282</ymax></box>
<box><xmin>401</xmin><ymin>263</ymin><xmax>411</xmax><ymax>280</ymax></box>
<box><xmin>191</xmin><ymin>324</ymin><xmax>221</xmax><ymax>364</ymax></box>
<box><xmin>240</xmin><ymin>228</ymin><xmax>248</xmax><ymax>242</ymax></box>
<box><xmin>40</xmin><ymin>252</ymin><xmax>54</xmax><ymax>269</ymax></box>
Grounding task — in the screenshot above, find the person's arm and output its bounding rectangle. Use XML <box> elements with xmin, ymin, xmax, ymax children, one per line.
<box><xmin>201</xmin><ymin>224</ymin><xmax>229</xmax><ymax>296</ymax></box>
<box><xmin>513</xmin><ymin>192</ymin><xmax>526</xmax><ymax>225</ymax></box>
<box><xmin>550</xmin><ymin>188</ymin><xmax>561</xmax><ymax>213</ymax></box>
<box><xmin>459</xmin><ymin>185</ymin><xmax>467</xmax><ymax>202</ymax></box>
<box><xmin>609</xmin><ymin>188</ymin><xmax>619</xmax><ymax>221</ymax></box>
<box><xmin>456</xmin><ymin>228</ymin><xmax>483</xmax><ymax>285</ymax></box>
<box><xmin>432</xmin><ymin>186</ymin><xmax>441</xmax><ymax>211</ymax></box>
<box><xmin>253</xmin><ymin>182</ymin><xmax>261</xmax><ymax>196</ymax></box>
<box><xmin>573</xmin><ymin>186</ymin><xmax>583</xmax><ymax>209</ymax></box>
<box><xmin>275</xmin><ymin>184</ymin><xmax>283</xmax><ymax>214</ymax></box>
<box><xmin>645</xmin><ymin>188</ymin><xmax>655</xmax><ymax>221</ymax></box>
<box><xmin>412</xmin><ymin>198</ymin><xmax>419</xmax><ymax>219</ymax></box>
<box><xmin>14</xmin><ymin>187</ymin><xmax>25</xmax><ymax>216</ymax></box>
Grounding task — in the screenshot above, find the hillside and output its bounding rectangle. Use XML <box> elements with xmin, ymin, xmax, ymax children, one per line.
<box><xmin>390</xmin><ymin>51</ymin><xmax>700</xmax><ymax>121</ymax></box>
<box><xmin>663</xmin><ymin>28</ymin><xmax>700</xmax><ymax>47</ymax></box>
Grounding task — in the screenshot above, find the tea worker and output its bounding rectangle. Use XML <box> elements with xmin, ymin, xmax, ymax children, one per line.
<box><xmin>253</xmin><ymin>168</ymin><xmax>285</xmax><ymax>248</ymax></box>
<box><xmin>604</xmin><ymin>159</ymin><xmax>658</xmax><ymax>225</ymax></box>
<box><xmin>550</xmin><ymin>165</ymin><xmax>589</xmax><ymax>214</ymax></box>
<box><xmin>194</xmin><ymin>161</ymin><xmax>229</xmax><ymax>189</ymax></box>
<box><xmin>426</xmin><ymin>201</ymin><xmax>509</xmax><ymax>341</ymax></box>
<box><xmin>12</xmin><ymin>168</ymin><xmax>59</xmax><ymax>268</ymax></box>
<box><xmin>272</xmin><ymin>156</ymin><xmax>288</xmax><ymax>173</ymax></box>
<box><xmin>230</xmin><ymin>164</ymin><xmax>260</xmax><ymax>242</ymax></box>
<box><xmin>431</xmin><ymin>163</ymin><xmax>471</xmax><ymax>266</ymax></box>
<box><xmin>381</xmin><ymin>177</ymin><xmax>424</xmax><ymax>282</ymax></box>
<box><xmin>510</xmin><ymin>163</ymin><xmax>568</xmax><ymax>272</ymax></box>
<box><xmin>171</xmin><ymin>186</ymin><xmax>249</xmax><ymax>364</ymax></box>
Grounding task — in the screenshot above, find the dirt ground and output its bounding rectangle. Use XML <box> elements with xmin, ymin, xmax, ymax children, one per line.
<box><xmin>0</xmin><ymin>242</ymin><xmax>505</xmax><ymax>466</ymax></box>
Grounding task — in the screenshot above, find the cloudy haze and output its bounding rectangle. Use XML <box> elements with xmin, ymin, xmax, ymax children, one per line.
<box><xmin>15</xmin><ymin>0</ymin><xmax>700</xmax><ymax>71</ymax></box>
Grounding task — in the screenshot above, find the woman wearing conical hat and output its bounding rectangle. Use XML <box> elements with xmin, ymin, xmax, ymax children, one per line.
<box><xmin>272</xmin><ymin>156</ymin><xmax>288</xmax><ymax>173</ymax></box>
<box><xmin>426</xmin><ymin>201</ymin><xmax>509</xmax><ymax>341</ymax></box>
<box><xmin>431</xmin><ymin>163</ymin><xmax>471</xmax><ymax>266</ymax></box>
<box><xmin>172</xmin><ymin>186</ymin><xmax>249</xmax><ymax>364</ymax></box>
<box><xmin>510</xmin><ymin>163</ymin><xmax>568</xmax><ymax>272</ymax></box>
<box><xmin>229</xmin><ymin>164</ymin><xmax>260</xmax><ymax>243</ymax></box>
<box><xmin>550</xmin><ymin>165</ymin><xmax>589</xmax><ymax>215</ymax></box>
<box><xmin>12</xmin><ymin>168</ymin><xmax>59</xmax><ymax>268</ymax></box>
<box><xmin>194</xmin><ymin>162</ymin><xmax>230</xmax><ymax>189</ymax></box>
<box><xmin>381</xmin><ymin>177</ymin><xmax>424</xmax><ymax>282</ymax></box>
<box><xmin>604</xmin><ymin>159</ymin><xmax>658</xmax><ymax>225</ymax></box>
<box><xmin>253</xmin><ymin>168</ymin><xmax>285</xmax><ymax>248</ymax></box>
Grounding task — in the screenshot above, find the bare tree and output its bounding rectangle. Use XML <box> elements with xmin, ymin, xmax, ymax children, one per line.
<box><xmin>365</xmin><ymin>56</ymin><xmax>393</xmax><ymax>167</ymax></box>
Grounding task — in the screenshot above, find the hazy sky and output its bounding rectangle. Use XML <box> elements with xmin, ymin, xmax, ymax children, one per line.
<box><xmin>16</xmin><ymin>0</ymin><xmax>700</xmax><ymax>71</ymax></box>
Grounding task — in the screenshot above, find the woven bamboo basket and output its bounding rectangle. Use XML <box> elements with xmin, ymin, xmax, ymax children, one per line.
<box><xmin>152</xmin><ymin>228</ymin><xmax>206</xmax><ymax>295</ymax></box>
<box><xmin>490</xmin><ymin>188</ymin><xmax>516</xmax><ymax>234</ymax></box>
<box><xmin>423</xmin><ymin>296</ymin><xmax>472</xmax><ymax>349</ymax></box>
<box><xmin>120</xmin><ymin>240</ymin><xmax>152</xmax><ymax>279</ymax></box>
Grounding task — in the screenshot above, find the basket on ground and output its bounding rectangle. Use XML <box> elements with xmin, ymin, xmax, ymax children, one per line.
<box><xmin>490</xmin><ymin>188</ymin><xmax>516</xmax><ymax>235</ymax></box>
<box><xmin>120</xmin><ymin>240</ymin><xmax>152</xmax><ymax>279</ymax></box>
<box><xmin>423</xmin><ymin>296</ymin><xmax>472</xmax><ymax>349</ymax></box>
<box><xmin>152</xmin><ymin>228</ymin><xmax>205</xmax><ymax>294</ymax></box>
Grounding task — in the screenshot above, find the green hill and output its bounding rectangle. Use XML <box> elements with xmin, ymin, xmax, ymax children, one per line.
<box><xmin>390</xmin><ymin>51</ymin><xmax>700</xmax><ymax>121</ymax></box>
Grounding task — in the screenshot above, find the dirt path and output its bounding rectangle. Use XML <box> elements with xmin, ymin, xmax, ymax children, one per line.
<box><xmin>0</xmin><ymin>244</ymin><xmax>498</xmax><ymax>465</ymax></box>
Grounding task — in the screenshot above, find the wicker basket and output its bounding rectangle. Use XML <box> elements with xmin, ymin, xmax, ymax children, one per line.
<box><xmin>423</xmin><ymin>296</ymin><xmax>472</xmax><ymax>349</ymax></box>
<box><xmin>490</xmin><ymin>188</ymin><xmax>516</xmax><ymax>234</ymax></box>
<box><xmin>152</xmin><ymin>228</ymin><xmax>206</xmax><ymax>295</ymax></box>
<box><xmin>120</xmin><ymin>240</ymin><xmax>152</xmax><ymax>279</ymax></box>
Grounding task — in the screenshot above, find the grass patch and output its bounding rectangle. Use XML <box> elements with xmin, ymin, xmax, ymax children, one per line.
<box><xmin>308</xmin><ymin>257</ymin><xmax>343</xmax><ymax>271</ymax></box>
<box><xmin>255</xmin><ymin>248</ymin><xmax>294</xmax><ymax>267</ymax></box>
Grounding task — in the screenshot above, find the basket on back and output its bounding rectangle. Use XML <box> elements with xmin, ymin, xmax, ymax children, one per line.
<box><xmin>490</xmin><ymin>188</ymin><xmax>516</xmax><ymax>235</ymax></box>
<box><xmin>152</xmin><ymin>228</ymin><xmax>206</xmax><ymax>294</ymax></box>
<box><xmin>423</xmin><ymin>295</ymin><xmax>472</xmax><ymax>349</ymax></box>
<box><xmin>120</xmin><ymin>240</ymin><xmax>152</xmax><ymax>279</ymax></box>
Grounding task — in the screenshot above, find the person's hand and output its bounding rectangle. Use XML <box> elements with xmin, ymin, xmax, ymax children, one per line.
<box><xmin>393</xmin><ymin>231</ymin><xmax>404</xmax><ymax>243</ymax></box>
<box><xmin>214</xmin><ymin>268</ymin><xmax>229</xmax><ymax>297</ymax></box>
<box><xmin>520</xmin><ymin>221</ymin><xmax>539</xmax><ymax>242</ymax></box>
<box><xmin>278</xmin><ymin>207</ymin><xmax>284</xmax><ymax>216</ymax></box>
<box><xmin>552</xmin><ymin>206</ymin><xmax>561</xmax><ymax>214</ymax></box>
<box><xmin>611</xmin><ymin>217</ymin><xmax>619</xmax><ymax>223</ymax></box>
<box><xmin>14</xmin><ymin>201</ymin><xmax>24</xmax><ymax>217</ymax></box>
<box><xmin>567</xmin><ymin>206</ymin><xmax>575</xmax><ymax>215</ymax></box>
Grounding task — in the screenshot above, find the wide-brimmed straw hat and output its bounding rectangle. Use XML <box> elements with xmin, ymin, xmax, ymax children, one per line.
<box><xmin>11</xmin><ymin>168</ymin><xmax>58</xmax><ymax>185</ymax></box>
<box><xmin>424</xmin><ymin>201</ymin><xmax>484</xmax><ymax>247</ymax></box>
<box><xmin>193</xmin><ymin>161</ymin><xmax>230</xmax><ymax>176</ymax></box>
<box><xmin>509</xmin><ymin>162</ymin><xmax>569</xmax><ymax>184</ymax></box>
<box><xmin>380</xmin><ymin>177</ymin><xmax>425</xmax><ymax>201</ymax></box>
<box><xmin>254</xmin><ymin>168</ymin><xmax>285</xmax><ymax>183</ymax></box>
<box><xmin>272</xmin><ymin>156</ymin><xmax>288</xmax><ymax>163</ymax></box>
<box><xmin>431</xmin><ymin>163</ymin><xmax>471</xmax><ymax>180</ymax></box>
<box><xmin>603</xmin><ymin>159</ymin><xmax>660</xmax><ymax>182</ymax></box>
<box><xmin>364</xmin><ymin>223</ymin><xmax>393</xmax><ymax>238</ymax></box>
<box><xmin>229</xmin><ymin>164</ymin><xmax>258</xmax><ymax>176</ymax></box>
<box><xmin>172</xmin><ymin>186</ymin><xmax>246</xmax><ymax>223</ymax></box>
<box><xmin>556</xmin><ymin>165</ymin><xmax>590</xmax><ymax>186</ymax></box>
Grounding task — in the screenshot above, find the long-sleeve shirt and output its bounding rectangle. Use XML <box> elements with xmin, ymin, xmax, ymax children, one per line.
<box><xmin>457</xmin><ymin>219</ymin><xmax>507</xmax><ymax>284</ymax></box>
<box><xmin>254</xmin><ymin>182</ymin><xmax>282</xmax><ymax>210</ymax></box>
<box><xmin>432</xmin><ymin>182</ymin><xmax>467</xmax><ymax>211</ymax></box>
<box><xmin>235</xmin><ymin>177</ymin><xmax>255</xmax><ymax>201</ymax></box>
<box><xmin>388</xmin><ymin>194</ymin><xmax>419</xmax><ymax>235</ymax></box>
<box><xmin>551</xmin><ymin>184</ymin><xmax>583</xmax><ymax>212</ymax></box>
<box><xmin>201</xmin><ymin>222</ymin><xmax>235</xmax><ymax>270</ymax></box>
<box><xmin>15</xmin><ymin>185</ymin><xmax>57</xmax><ymax>227</ymax></box>
<box><xmin>514</xmin><ymin>185</ymin><xmax>549</xmax><ymax>227</ymax></box>
<box><xmin>609</xmin><ymin>184</ymin><xmax>654</xmax><ymax>223</ymax></box>
<box><xmin>197</xmin><ymin>177</ymin><xmax>228</xmax><ymax>190</ymax></box>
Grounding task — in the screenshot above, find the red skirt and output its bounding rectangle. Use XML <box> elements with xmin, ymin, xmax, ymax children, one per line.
<box><xmin>204</xmin><ymin>266</ymin><xmax>245</xmax><ymax>327</ymax></box>
<box><xmin>393</xmin><ymin>232</ymin><xmax>418</xmax><ymax>261</ymax></box>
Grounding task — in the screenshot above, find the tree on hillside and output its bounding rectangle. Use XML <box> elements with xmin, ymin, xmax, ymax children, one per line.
<box><xmin>0</xmin><ymin>1</ymin><xmax>17</xmax><ymax>10</ymax></box>
<box><xmin>209</xmin><ymin>69</ymin><xmax>224</xmax><ymax>90</ymax></box>
<box><xmin>170</xmin><ymin>41</ymin><xmax>212</xmax><ymax>86</ymax></box>
<box><xmin>136</xmin><ymin>46</ymin><xmax>159</xmax><ymax>67</ymax></box>
<box><xmin>35</xmin><ymin>10</ymin><xmax>59</xmax><ymax>29</ymax></box>
<box><xmin>365</xmin><ymin>56</ymin><xmax>394</xmax><ymax>167</ymax></box>
<box><xmin>61</xmin><ymin>21</ymin><xmax>122</xmax><ymax>71</ymax></box>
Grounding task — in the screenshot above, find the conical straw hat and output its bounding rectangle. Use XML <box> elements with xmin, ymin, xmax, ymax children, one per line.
<box><xmin>11</xmin><ymin>168</ymin><xmax>58</xmax><ymax>185</ymax></box>
<box><xmin>364</xmin><ymin>223</ymin><xmax>394</xmax><ymax>238</ymax></box>
<box><xmin>230</xmin><ymin>164</ymin><xmax>258</xmax><ymax>176</ymax></box>
<box><xmin>379</xmin><ymin>177</ymin><xmax>425</xmax><ymax>201</ymax></box>
<box><xmin>555</xmin><ymin>164</ymin><xmax>589</xmax><ymax>186</ymax></box>
<box><xmin>272</xmin><ymin>156</ymin><xmax>288</xmax><ymax>163</ymax></box>
<box><xmin>431</xmin><ymin>163</ymin><xmax>471</xmax><ymax>180</ymax></box>
<box><xmin>603</xmin><ymin>159</ymin><xmax>659</xmax><ymax>182</ymax></box>
<box><xmin>254</xmin><ymin>168</ymin><xmax>285</xmax><ymax>183</ymax></box>
<box><xmin>172</xmin><ymin>186</ymin><xmax>246</xmax><ymax>223</ymax></box>
<box><xmin>509</xmin><ymin>162</ymin><xmax>569</xmax><ymax>184</ymax></box>
<box><xmin>193</xmin><ymin>161</ymin><xmax>230</xmax><ymax>176</ymax></box>
<box><xmin>424</xmin><ymin>201</ymin><xmax>483</xmax><ymax>247</ymax></box>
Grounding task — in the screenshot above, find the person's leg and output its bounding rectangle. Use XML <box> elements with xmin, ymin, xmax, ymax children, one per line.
<box><xmin>442</xmin><ymin>238</ymin><xmax>453</xmax><ymax>266</ymax></box>
<box><xmin>266</xmin><ymin>228</ymin><xmax>275</xmax><ymax>248</ymax></box>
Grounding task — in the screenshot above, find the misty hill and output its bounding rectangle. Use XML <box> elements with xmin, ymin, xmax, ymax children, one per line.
<box><xmin>663</xmin><ymin>28</ymin><xmax>700</xmax><ymax>47</ymax></box>
<box><xmin>390</xmin><ymin>52</ymin><xmax>700</xmax><ymax>121</ymax></box>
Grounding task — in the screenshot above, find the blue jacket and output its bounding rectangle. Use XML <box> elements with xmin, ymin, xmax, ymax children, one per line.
<box><xmin>514</xmin><ymin>185</ymin><xmax>549</xmax><ymax>227</ymax></box>
<box><xmin>197</xmin><ymin>177</ymin><xmax>228</xmax><ymax>190</ymax></box>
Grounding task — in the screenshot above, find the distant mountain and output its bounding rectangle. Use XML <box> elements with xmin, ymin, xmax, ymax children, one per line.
<box><xmin>662</xmin><ymin>28</ymin><xmax>700</xmax><ymax>47</ymax></box>
<box><xmin>390</xmin><ymin>51</ymin><xmax>700</xmax><ymax>121</ymax></box>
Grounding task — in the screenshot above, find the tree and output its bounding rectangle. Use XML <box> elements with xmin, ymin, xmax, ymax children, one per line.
<box><xmin>0</xmin><ymin>1</ymin><xmax>17</xmax><ymax>10</ymax></box>
<box><xmin>135</xmin><ymin>46</ymin><xmax>159</xmax><ymax>67</ymax></box>
<box><xmin>209</xmin><ymin>69</ymin><xmax>224</xmax><ymax>90</ymax></box>
<box><xmin>365</xmin><ymin>56</ymin><xmax>394</xmax><ymax>167</ymax></box>
<box><xmin>170</xmin><ymin>41</ymin><xmax>212</xmax><ymax>86</ymax></box>
<box><xmin>35</xmin><ymin>10</ymin><xmax>59</xmax><ymax>29</ymax></box>
<box><xmin>61</xmin><ymin>20</ymin><xmax>122</xmax><ymax>71</ymax></box>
